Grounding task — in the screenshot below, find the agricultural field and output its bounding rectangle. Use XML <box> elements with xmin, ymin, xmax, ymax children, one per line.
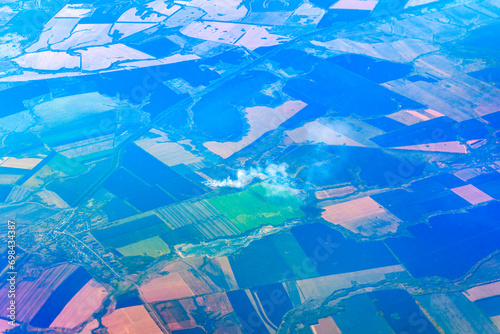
<box><xmin>1</xmin><ymin>0</ymin><xmax>500</xmax><ymax>332</ymax></box>
<box><xmin>102</xmin><ymin>305</ymin><xmax>163</xmax><ymax>334</ymax></box>
<box><xmin>207</xmin><ymin>184</ymin><xmax>304</xmax><ymax>233</ymax></box>
<box><xmin>417</xmin><ymin>293</ymin><xmax>499</xmax><ymax>333</ymax></box>
<box><xmin>116</xmin><ymin>236</ymin><xmax>171</xmax><ymax>258</ymax></box>
<box><xmin>0</xmin><ymin>264</ymin><xmax>80</xmax><ymax>323</ymax></box>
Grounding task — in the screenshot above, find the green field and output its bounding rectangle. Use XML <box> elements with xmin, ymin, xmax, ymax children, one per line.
<box><xmin>48</xmin><ymin>154</ymin><xmax>86</xmax><ymax>176</ymax></box>
<box><xmin>207</xmin><ymin>184</ymin><xmax>304</xmax><ymax>233</ymax></box>
<box><xmin>116</xmin><ymin>236</ymin><xmax>171</xmax><ymax>258</ymax></box>
<box><xmin>92</xmin><ymin>214</ymin><xmax>172</xmax><ymax>248</ymax></box>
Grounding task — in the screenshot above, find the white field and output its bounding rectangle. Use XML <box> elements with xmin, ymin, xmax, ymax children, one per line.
<box><xmin>181</xmin><ymin>21</ymin><xmax>288</xmax><ymax>50</ymax></box>
<box><xmin>243</xmin><ymin>11</ymin><xmax>293</xmax><ymax>26</ymax></box>
<box><xmin>0</xmin><ymin>70</ymin><xmax>88</xmax><ymax>82</ymax></box>
<box><xmin>118</xmin><ymin>54</ymin><xmax>200</xmax><ymax>69</ymax></box>
<box><xmin>13</xmin><ymin>51</ymin><xmax>80</xmax><ymax>71</ymax></box>
<box><xmin>36</xmin><ymin>190</ymin><xmax>69</xmax><ymax>208</ymax></box>
<box><xmin>382</xmin><ymin>65</ymin><xmax>500</xmax><ymax>121</ymax></box>
<box><xmin>405</xmin><ymin>0</ymin><xmax>439</xmax><ymax>8</ymax></box>
<box><xmin>285</xmin><ymin>120</ymin><xmax>363</xmax><ymax>147</ymax></box>
<box><xmin>136</xmin><ymin>138</ymin><xmax>202</xmax><ymax>166</ymax></box>
<box><xmin>467</xmin><ymin>139</ymin><xmax>487</xmax><ymax>149</ymax></box>
<box><xmin>312</xmin><ymin>38</ymin><xmax>438</xmax><ymax>63</ymax></box>
<box><xmin>204</xmin><ymin>100</ymin><xmax>306</xmax><ymax>159</ymax></box>
<box><xmin>297</xmin><ymin>265</ymin><xmax>405</xmax><ymax>301</ymax></box>
<box><xmin>0</xmin><ymin>174</ymin><xmax>21</xmax><ymax>184</ymax></box>
<box><xmin>345</xmin><ymin>211</ymin><xmax>400</xmax><ymax>236</ymax></box>
<box><xmin>5</xmin><ymin>186</ymin><xmax>31</xmax><ymax>203</ymax></box>
<box><xmin>390</xmin><ymin>141</ymin><xmax>468</xmax><ymax>153</ymax></box>
<box><xmin>177</xmin><ymin>0</ymin><xmax>247</xmax><ymax>21</ymax></box>
<box><xmin>0</xmin><ymin>111</ymin><xmax>35</xmax><ymax>133</ymax></box>
<box><xmin>326</xmin><ymin>118</ymin><xmax>384</xmax><ymax>146</ymax></box>
<box><xmin>110</xmin><ymin>23</ymin><xmax>156</xmax><ymax>39</ymax></box>
<box><xmin>454</xmin><ymin>168</ymin><xmax>483</xmax><ymax>181</ymax></box>
<box><xmin>54</xmin><ymin>4</ymin><xmax>94</xmax><ymax>18</ymax></box>
<box><xmin>0</xmin><ymin>157</ymin><xmax>41</xmax><ymax>169</ymax></box>
<box><xmin>464</xmin><ymin>281</ymin><xmax>500</xmax><ymax>302</ymax></box>
<box><xmin>491</xmin><ymin>315</ymin><xmax>500</xmax><ymax>332</ymax></box>
<box><xmin>0</xmin><ymin>6</ymin><xmax>16</xmax><ymax>26</ymax></box>
<box><xmin>331</xmin><ymin>0</ymin><xmax>378</xmax><ymax>10</ymax></box>
<box><xmin>288</xmin><ymin>3</ymin><xmax>325</xmax><ymax>26</ymax></box>
<box><xmin>147</xmin><ymin>1</ymin><xmax>181</xmax><ymax>16</ymax></box>
<box><xmin>451</xmin><ymin>184</ymin><xmax>493</xmax><ymax>205</ymax></box>
<box><xmin>117</xmin><ymin>7</ymin><xmax>165</xmax><ymax>22</ymax></box>
<box><xmin>33</xmin><ymin>92</ymin><xmax>118</xmax><ymax>125</ymax></box>
<box><xmin>163</xmin><ymin>7</ymin><xmax>206</xmax><ymax>28</ymax></box>
<box><xmin>52</xmin><ymin>24</ymin><xmax>113</xmax><ymax>50</ymax></box>
<box><xmin>60</xmin><ymin>139</ymin><xmax>115</xmax><ymax>159</ymax></box>
<box><xmin>26</xmin><ymin>18</ymin><xmax>80</xmax><ymax>52</ymax></box>
<box><xmin>315</xmin><ymin>186</ymin><xmax>357</xmax><ymax>199</ymax></box>
<box><xmin>54</xmin><ymin>134</ymin><xmax>115</xmax><ymax>153</ymax></box>
<box><xmin>76</xmin><ymin>44</ymin><xmax>155</xmax><ymax>71</ymax></box>
<box><xmin>0</xmin><ymin>33</ymin><xmax>22</xmax><ymax>59</ymax></box>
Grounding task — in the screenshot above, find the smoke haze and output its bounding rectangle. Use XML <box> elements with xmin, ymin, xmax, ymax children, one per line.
<box><xmin>205</xmin><ymin>163</ymin><xmax>290</xmax><ymax>189</ymax></box>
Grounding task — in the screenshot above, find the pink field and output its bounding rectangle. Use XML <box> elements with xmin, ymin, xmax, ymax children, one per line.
<box><xmin>331</xmin><ymin>0</ymin><xmax>378</xmax><ymax>10</ymax></box>
<box><xmin>451</xmin><ymin>184</ymin><xmax>493</xmax><ymax>205</ymax></box>
<box><xmin>464</xmin><ymin>281</ymin><xmax>500</xmax><ymax>301</ymax></box>
<box><xmin>0</xmin><ymin>264</ymin><xmax>78</xmax><ymax>322</ymax></box>
<box><xmin>311</xmin><ymin>317</ymin><xmax>342</xmax><ymax>334</ymax></box>
<box><xmin>140</xmin><ymin>272</ymin><xmax>194</xmax><ymax>303</ymax></box>
<box><xmin>321</xmin><ymin>196</ymin><xmax>386</xmax><ymax>225</ymax></box>
<box><xmin>79</xmin><ymin>319</ymin><xmax>99</xmax><ymax>334</ymax></box>
<box><xmin>50</xmin><ymin>279</ymin><xmax>108</xmax><ymax>328</ymax></box>
<box><xmin>102</xmin><ymin>305</ymin><xmax>162</xmax><ymax>334</ymax></box>
<box><xmin>391</xmin><ymin>141</ymin><xmax>468</xmax><ymax>153</ymax></box>
<box><xmin>0</xmin><ymin>318</ymin><xmax>18</xmax><ymax>332</ymax></box>
<box><xmin>454</xmin><ymin>168</ymin><xmax>482</xmax><ymax>181</ymax></box>
<box><xmin>196</xmin><ymin>293</ymin><xmax>234</xmax><ymax>316</ymax></box>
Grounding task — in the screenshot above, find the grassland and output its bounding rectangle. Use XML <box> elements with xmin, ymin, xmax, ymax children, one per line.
<box><xmin>116</xmin><ymin>236</ymin><xmax>171</xmax><ymax>258</ymax></box>
<box><xmin>207</xmin><ymin>184</ymin><xmax>304</xmax><ymax>233</ymax></box>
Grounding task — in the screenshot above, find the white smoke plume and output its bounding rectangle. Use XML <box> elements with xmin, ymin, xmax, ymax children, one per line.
<box><xmin>205</xmin><ymin>163</ymin><xmax>290</xmax><ymax>189</ymax></box>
